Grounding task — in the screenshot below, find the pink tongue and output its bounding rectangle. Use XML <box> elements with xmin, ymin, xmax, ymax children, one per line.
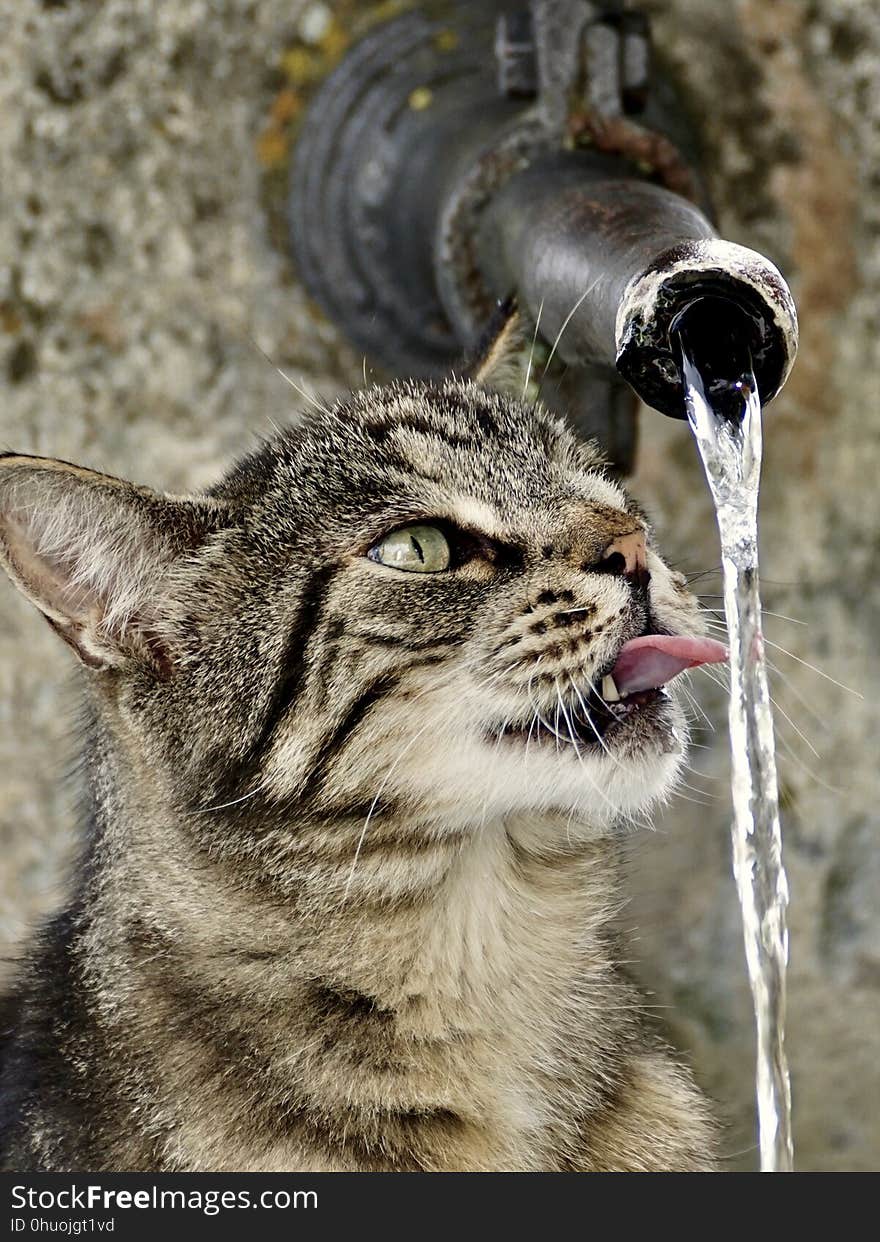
<box><xmin>611</xmin><ymin>635</ymin><xmax>728</xmax><ymax>696</ymax></box>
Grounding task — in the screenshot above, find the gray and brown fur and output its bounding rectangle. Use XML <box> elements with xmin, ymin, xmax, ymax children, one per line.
<box><xmin>0</xmin><ymin>339</ymin><xmax>717</xmax><ymax>1171</ymax></box>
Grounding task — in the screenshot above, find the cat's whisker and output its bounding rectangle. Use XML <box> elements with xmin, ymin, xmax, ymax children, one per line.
<box><xmin>698</xmin><ymin>663</ymin><xmax>730</xmax><ymax>688</ymax></box>
<box><xmin>718</xmin><ymin>1143</ymin><xmax>760</xmax><ymax>1163</ymax></box>
<box><xmin>676</xmin><ymin>676</ymin><xmax>716</xmax><ymax>731</ymax></box>
<box><xmin>572</xmin><ymin>672</ymin><xmax>716</xmax><ymax>805</ymax></box>
<box><xmin>680</xmin><ymin>762</ymin><xmax>721</xmax><ymax>784</ymax></box>
<box><xmin>522</xmin><ymin>298</ymin><xmax>545</xmax><ymax>400</ymax></box>
<box><xmin>693</xmin><ymin>654</ymin><xmax>828</xmax><ymax>771</ymax></box>
<box><xmin>767</xmin><ymin>693</ymin><xmax>822</xmax><ymax>761</ymax></box>
<box><xmin>247</xmin><ymin>333</ymin><xmax>333</xmax><ymax>415</ymax></box>
<box><xmin>572</xmin><ymin>692</ymin><xmax>665</xmax><ymax>822</ymax></box>
<box><xmin>342</xmin><ymin>719</ymin><xmax>435</xmax><ymax>903</ymax></box>
<box><xmin>765</xmin><ymin>658</ymin><xmax>827</xmax><ymax>731</ymax></box>
<box><xmin>774</xmin><ymin>729</ymin><xmax>843</xmax><ymax>795</ymax></box>
<box><xmin>571</xmin><ymin>674</ymin><xmax>622</xmax><ymax>768</ymax></box>
<box><xmin>554</xmin><ymin>684</ymin><xmax>611</xmax><ymax>819</ymax></box>
<box><xmin>555</xmin><ymin>680</ymin><xmax>578</xmax><ymax>749</ymax></box>
<box><xmin>701</xmin><ymin>626</ymin><xmax>860</xmax><ymax>707</ymax></box>
<box><xmin>760</xmin><ymin>636</ymin><xmax>863</xmax><ymax>699</ymax></box>
<box><xmin>525</xmin><ymin>707</ymin><xmax>540</xmax><ymax>759</ymax></box>
<box><xmin>670</xmin><ymin>778</ymin><xmax>718</xmax><ymax>804</ymax></box>
<box><xmin>702</xmin><ymin>602</ymin><xmax>807</xmax><ymax>627</ymax></box>
<box><xmin>549</xmin><ymin>680</ymin><xmax>628</xmax><ymax>821</ymax></box>
<box><xmin>523</xmin><ymin>658</ymin><xmax>545</xmax><ymax>762</ymax></box>
<box><xmin>196</xmin><ymin>784</ymin><xmax>266</xmax><ymax>815</ymax></box>
<box><xmin>540</xmin><ymin>278</ymin><xmax>601</xmax><ymax>378</ymax></box>
<box><xmin>531</xmin><ymin>702</ymin><xmax>567</xmax><ymax>746</ymax></box>
<box><xmin>684</xmin><ymin>566</ymin><xmax>722</xmax><ymax>584</ymax></box>
<box><xmin>700</xmin><ymin>675</ymin><xmax>732</xmax><ymax>705</ymax></box>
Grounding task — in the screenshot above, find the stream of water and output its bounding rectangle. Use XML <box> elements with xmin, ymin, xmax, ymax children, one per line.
<box><xmin>681</xmin><ymin>342</ymin><xmax>794</xmax><ymax>1172</ymax></box>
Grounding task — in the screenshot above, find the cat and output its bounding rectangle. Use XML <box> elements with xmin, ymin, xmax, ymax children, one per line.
<box><xmin>0</xmin><ymin>314</ymin><xmax>723</xmax><ymax>1171</ymax></box>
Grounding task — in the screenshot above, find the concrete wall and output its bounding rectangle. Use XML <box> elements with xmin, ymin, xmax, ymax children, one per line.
<box><xmin>1</xmin><ymin>0</ymin><xmax>877</xmax><ymax>1170</ymax></box>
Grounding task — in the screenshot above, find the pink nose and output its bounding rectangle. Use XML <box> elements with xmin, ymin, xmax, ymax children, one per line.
<box><xmin>597</xmin><ymin>531</ymin><xmax>650</xmax><ymax>585</ymax></box>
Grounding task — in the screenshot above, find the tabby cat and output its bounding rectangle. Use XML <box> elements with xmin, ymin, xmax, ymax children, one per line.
<box><xmin>0</xmin><ymin>317</ymin><xmax>724</xmax><ymax>1171</ymax></box>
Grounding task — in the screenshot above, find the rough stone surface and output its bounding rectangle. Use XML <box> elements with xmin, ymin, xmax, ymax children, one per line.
<box><xmin>1</xmin><ymin>0</ymin><xmax>878</xmax><ymax>1171</ymax></box>
<box><xmin>631</xmin><ymin>0</ymin><xmax>880</xmax><ymax>1172</ymax></box>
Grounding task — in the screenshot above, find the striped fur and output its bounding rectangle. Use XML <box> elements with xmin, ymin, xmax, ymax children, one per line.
<box><xmin>0</xmin><ymin>380</ymin><xmax>717</xmax><ymax>1171</ymax></box>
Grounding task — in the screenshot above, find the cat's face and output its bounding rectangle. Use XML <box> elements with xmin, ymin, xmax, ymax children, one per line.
<box><xmin>203</xmin><ymin>380</ymin><xmax>704</xmax><ymax>833</ymax></box>
<box><xmin>0</xmin><ymin>380</ymin><xmax>707</xmax><ymax>859</ymax></box>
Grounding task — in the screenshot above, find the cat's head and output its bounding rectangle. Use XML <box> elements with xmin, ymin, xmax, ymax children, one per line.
<box><xmin>0</xmin><ymin>334</ymin><xmax>718</xmax><ymax>866</ymax></box>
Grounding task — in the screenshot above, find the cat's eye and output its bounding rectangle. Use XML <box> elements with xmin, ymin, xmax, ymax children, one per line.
<box><xmin>369</xmin><ymin>524</ymin><xmax>451</xmax><ymax>573</ymax></box>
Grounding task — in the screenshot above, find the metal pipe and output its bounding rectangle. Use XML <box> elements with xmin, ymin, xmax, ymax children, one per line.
<box><xmin>478</xmin><ymin>153</ymin><xmax>798</xmax><ymax>417</ymax></box>
<box><xmin>286</xmin><ymin>0</ymin><xmax>798</xmax><ymax>436</ymax></box>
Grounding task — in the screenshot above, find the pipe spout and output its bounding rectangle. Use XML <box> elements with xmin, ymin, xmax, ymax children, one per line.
<box><xmin>616</xmin><ymin>239</ymin><xmax>798</xmax><ymax>418</ymax></box>
<box><xmin>481</xmin><ymin>154</ymin><xmax>798</xmax><ymax>418</ymax></box>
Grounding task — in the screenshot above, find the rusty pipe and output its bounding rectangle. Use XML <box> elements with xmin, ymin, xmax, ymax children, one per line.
<box><xmin>478</xmin><ymin>153</ymin><xmax>798</xmax><ymax>416</ymax></box>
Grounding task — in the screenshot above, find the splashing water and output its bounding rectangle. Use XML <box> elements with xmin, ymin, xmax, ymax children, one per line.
<box><xmin>681</xmin><ymin>340</ymin><xmax>793</xmax><ymax>1173</ymax></box>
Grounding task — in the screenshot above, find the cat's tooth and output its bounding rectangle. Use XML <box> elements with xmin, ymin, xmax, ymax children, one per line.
<box><xmin>602</xmin><ymin>674</ymin><xmax>621</xmax><ymax>703</ymax></box>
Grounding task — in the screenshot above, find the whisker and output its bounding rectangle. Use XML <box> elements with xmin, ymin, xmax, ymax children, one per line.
<box><xmin>761</xmin><ymin>636</ymin><xmax>863</xmax><ymax>699</ymax></box>
<box><xmin>765</xmin><ymin>658</ymin><xmax>827</xmax><ymax>731</ymax></box>
<box><xmin>541</xmin><ymin>279</ymin><xmax>600</xmax><ymax>377</ymax></box>
<box><xmin>774</xmin><ymin>729</ymin><xmax>843</xmax><ymax>795</ymax></box>
<box><xmin>701</xmin><ymin>604</ymin><xmax>808</xmax><ymax>632</ymax></box>
<box><xmin>247</xmin><ymin>333</ymin><xmax>332</xmax><ymax>415</ymax></box>
<box><xmin>699</xmin><ymin>666</ymin><xmax>731</xmax><ymax>693</ymax></box>
<box><xmin>677</xmin><ymin>677</ymin><xmax>716</xmax><ymax>731</ymax></box>
<box><xmin>573</xmin><ymin>674</ymin><xmax>625</xmax><ymax>769</ymax></box>
<box><xmin>746</xmin><ymin>606</ymin><xmax>804</xmax><ymax>627</ymax></box>
<box><xmin>196</xmin><ymin>784</ymin><xmax>265</xmax><ymax>815</ymax></box>
<box><xmin>767</xmin><ymin>693</ymin><xmax>821</xmax><ymax>760</ymax></box>
<box><xmin>538</xmin><ymin>679</ymin><xmax>621</xmax><ymax>819</ymax></box>
<box><xmin>342</xmin><ymin>718</ymin><xmax>434</xmax><ymax>902</ymax></box>
<box><xmin>524</xmin><ymin>656</ymin><xmax>545</xmax><ymax>762</ymax></box>
<box><xmin>522</xmin><ymin>298</ymin><xmax>545</xmax><ymax>399</ymax></box>
<box><xmin>680</xmin><ymin>761</ymin><xmax>721</xmax><ymax>783</ymax></box>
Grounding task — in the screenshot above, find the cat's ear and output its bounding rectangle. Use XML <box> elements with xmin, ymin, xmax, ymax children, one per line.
<box><xmin>466</xmin><ymin>296</ymin><xmax>530</xmax><ymax>396</ymax></box>
<box><xmin>0</xmin><ymin>453</ymin><xmax>224</xmax><ymax>675</ymax></box>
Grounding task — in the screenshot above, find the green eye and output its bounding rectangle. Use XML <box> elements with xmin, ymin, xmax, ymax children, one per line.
<box><xmin>369</xmin><ymin>524</ymin><xmax>451</xmax><ymax>573</ymax></box>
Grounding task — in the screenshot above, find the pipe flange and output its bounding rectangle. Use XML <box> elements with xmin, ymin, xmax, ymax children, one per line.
<box><xmin>288</xmin><ymin>5</ymin><xmax>511</xmax><ymax>376</ymax></box>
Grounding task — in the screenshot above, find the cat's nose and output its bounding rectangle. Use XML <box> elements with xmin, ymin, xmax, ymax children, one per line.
<box><xmin>594</xmin><ymin>531</ymin><xmax>650</xmax><ymax>587</ymax></box>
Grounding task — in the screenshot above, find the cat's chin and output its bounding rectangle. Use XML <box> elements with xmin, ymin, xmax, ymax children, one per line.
<box><xmin>467</xmin><ymin>735</ymin><xmax>684</xmax><ymax>826</ymax></box>
<box><xmin>401</xmin><ymin>693</ymin><xmax>689</xmax><ymax>827</ymax></box>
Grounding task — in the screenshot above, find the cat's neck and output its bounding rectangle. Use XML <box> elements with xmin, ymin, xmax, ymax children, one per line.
<box><xmin>98</xmin><ymin>795</ymin><xmax>621</xmax><ymax>1021</ymax></box>
<box><xmin>69</xmin><ymin>772</ymin><xmax>636</xmax><ymax>1169</ymax></box>
<box><xmin>76</xmin><ymin>689</ymin><xmax>627</xmax><ymax>1029</ymax></box>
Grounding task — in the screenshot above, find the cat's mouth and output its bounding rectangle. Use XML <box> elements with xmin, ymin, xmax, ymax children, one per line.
<box><xmin>491</xmin><ymin>684</ymin><xmax>670</xmax><ymax>751</ymax></box>
<box><xmin>487</xmin><ymin>634</ymin><xmax>727</xmax><ymax>753</ymax></box>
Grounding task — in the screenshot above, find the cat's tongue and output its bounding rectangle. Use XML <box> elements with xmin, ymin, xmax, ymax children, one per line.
<box><xmin>610</xmin><ymin>635</ymin><xmax>728</xmax><ymax>697</ymax></box>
